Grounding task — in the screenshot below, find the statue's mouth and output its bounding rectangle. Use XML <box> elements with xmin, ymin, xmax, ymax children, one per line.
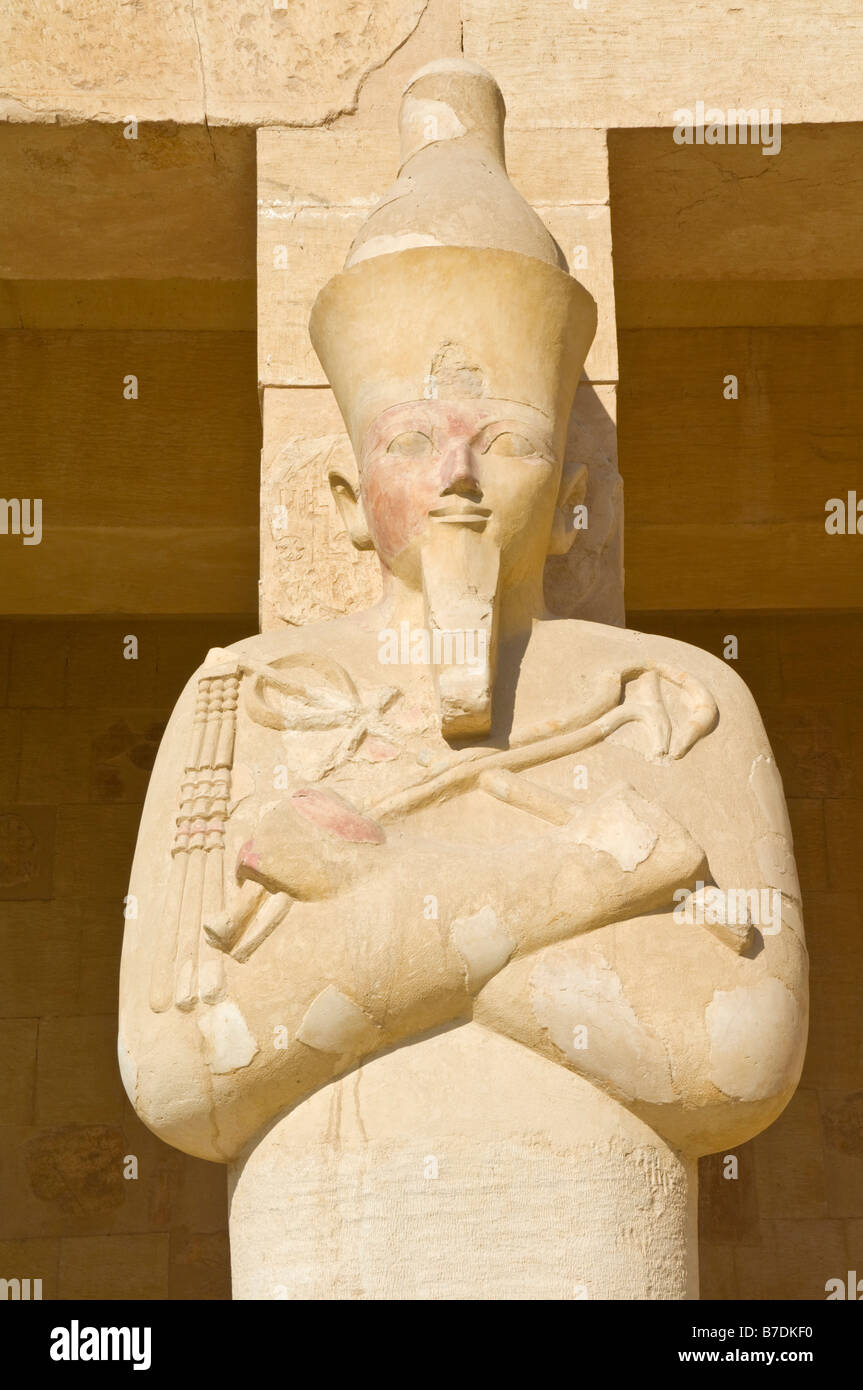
<box><xmin>428</xmin><ymin>503</ymin><xmax>491</xmax><ymax>524</ymax></box>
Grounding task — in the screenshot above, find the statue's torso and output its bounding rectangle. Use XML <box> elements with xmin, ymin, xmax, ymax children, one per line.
<box><xmin>119</xmin><ymin>614</ymin><xmax>807</xmax><ymax>1163</ymax></box>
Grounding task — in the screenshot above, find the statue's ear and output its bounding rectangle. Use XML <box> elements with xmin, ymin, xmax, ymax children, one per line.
<box><xmin>547</xmin><ymin>463</ymin><xmax>588</xmax><ymax>556</ymax></box>
<box><xmin>329</xmin><ymin>468</ymin><xmax>374</xmax><ymax>551</ymax></box>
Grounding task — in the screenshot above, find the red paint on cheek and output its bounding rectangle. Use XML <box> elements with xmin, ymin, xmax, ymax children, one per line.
<box><xmin>365</xmin><ymin>460</ymin><xmax>438</xmax><ymax>559</ymax></box>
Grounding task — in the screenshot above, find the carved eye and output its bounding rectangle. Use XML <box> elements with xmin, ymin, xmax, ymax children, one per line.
<box><xmin>386</xmin><ymin>431</ymin><xmax>433</xmax><ymax>458</ymax></box>
<box><xmin>483</xmin><ymin>431</ymin><xmax>536</xmax><ymax>457</ymax></box>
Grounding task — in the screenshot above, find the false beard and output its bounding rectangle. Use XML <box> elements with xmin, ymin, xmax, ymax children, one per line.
<box><xmin>420</xmin><ymin>523</ymin><xmax>501</xmax><ymax>740</ymax></box>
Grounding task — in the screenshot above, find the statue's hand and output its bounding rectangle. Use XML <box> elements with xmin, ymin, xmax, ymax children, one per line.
<box><xmin>233</xmin><ymin>777</ymin><xmax>711</xmax><ymax>964</ymax></box>
<box><xmin>519</xmin><ymin>781</ymin><xmax>711</xmax><ymax>953</ymax></box>
<box><xmin>236</xmin><ymin>786</ymin><xmax>386</xmax><ymax>902</ymax></box>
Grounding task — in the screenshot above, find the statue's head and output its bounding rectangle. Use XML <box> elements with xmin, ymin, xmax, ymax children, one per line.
<box><xmin>354</xmin><ymin>395</ymin><xmax>564</xmax><ymax>590</ymax></box>
<box><xmin>309</xmin><ymin>60</ymin><xmax>597</xmax><ymax>736</ymax></box>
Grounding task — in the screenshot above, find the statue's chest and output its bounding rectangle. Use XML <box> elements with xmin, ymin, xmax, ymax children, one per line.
<box><xmin>223</xmin><ymin>648</ymin><xmax>718</xmax><ymax>855</ymax></box>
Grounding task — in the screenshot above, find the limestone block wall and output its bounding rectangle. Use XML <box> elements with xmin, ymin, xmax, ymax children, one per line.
<box><xmin>0</xmin><ymin>325</ymin><xmax>260</xmax><ymax>616</ymax></box>
<box><xmin>632</xmin><ymin>611</ymin><xmax>863</xmax><ymax>1300</ymax></box>
<box><xmin>619</xmin><ymin>325</ymin><xmax>863</xmax><ymax>609</ymax></box>
<box><xmin>3</xmin><ymin>0</ymin><xmax>859</xmax><ymax>129</ymax></box>
<box><xmin>0</xmin><ymin>617</ymin><xmax>254</xmax><ymax>1299</ymax></box>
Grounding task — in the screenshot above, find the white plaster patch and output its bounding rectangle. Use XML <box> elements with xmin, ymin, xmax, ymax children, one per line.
<box><xmin>781</xmin><ymin>898</ymin><xmax>806</xmax><ymax>942</ymax></box>
<box><xmin>401</xmin><ymin>95</ymin><xmax>468</xmax><ymax>145</ymax></box>
<box><xmin>530</xmin><ymin>948</ymin><xmax>675</xmax><ymax>1103</ymax></box>
<box><xmin>706</xmin><ymin>977</ymin><xmax>803</xmax><ymax>1102</ymax></box>
<box><xmin>348</xmin><ymin>232</ymin><xmax>443</xmax><ymax>266</ymax></box>
<box><xmin>569</xmin><ymin>793</ymin><xmax>657</xmax><ymax>871</ymax></box>
<box><xmin>296</xmin><ymin>985</ymin><xmax>380</xmax><ymax>1055</ymax></box>
<box><xmin>450</xmin><ymin>906</ymin><xmax>515</xmax><ymax>992</ymax></box>
<box><xmin>756</xmin><ymin>832</ymin><xmax>801</xmax><ymax>901</ymax></box>
<box><xmin>229</xmin><ymin>762</ymin><xmax>255</xmax><ymax>813</ymax></box>
<box><xmin>198</xmin><ymin>1000</ymin><xmax>259</xmax><ymax>1075</ymax></box>
<box><xmin>117</xmin><ymin>1033</ymin><xmax>137</xmax><ymax>1104</ymax></box>
<box><xmin>366</xmin><ymin>174</ymin><xmax>415</xmax><ymax>214</ymax></box>
<box><xmin>749</xmin><ymin>755</ymin><xmax>793</xmax><ymax>838</ymax></box>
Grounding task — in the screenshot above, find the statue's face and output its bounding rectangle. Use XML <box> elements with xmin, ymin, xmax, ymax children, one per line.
<box><xmin>359</xmin><ymin>397</ymin><xmax>560</xmax><ymax>586</ymax></box>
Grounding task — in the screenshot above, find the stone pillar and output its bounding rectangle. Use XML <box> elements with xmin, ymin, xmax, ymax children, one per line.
<box><xmin>229</xmin><ymin>1023</ymin><xmax>698</xmax><ymax>1300</ymax></box>
<box><xmin>244</xmin><ymin>85</ymin><xmax>644</xmax><ymax>1303</ymax></box>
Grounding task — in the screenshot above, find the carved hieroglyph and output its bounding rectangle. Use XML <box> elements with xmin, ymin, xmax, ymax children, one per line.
<box><xmin>120</xmin><ymin>59</ymin><xmax>807</xmax><ymax>1300</ymax></box>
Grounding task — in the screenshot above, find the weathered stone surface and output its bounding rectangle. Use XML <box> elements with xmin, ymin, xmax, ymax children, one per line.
<box><xmin>58</xmin><ymin>1233</ymin><xmax>169</xmax><ymax>1300</ymax></box>
<box><xmin>258</xmin><ymin>206</ymin><xmax>367</xmax><ymax>387</ymax></box>
<box><xmin>24</xmin><ymin>1124</ymin><xmax>127</xmax><ymax>1217</ymax></box>
<box><xmin>36</xmin><ymin>1017</ymin><xmax>125</xmax><ymax>1127</ymax></box>
<box><xmin>260</xmin><ymin>389</ymin><xmax>380</xmax><ymax>629</ymax></box>
<box><xmin>0</xmin><ymin>1238</ymin><xmax>59</xmax><ymax>1299</ymax></box>
<box><xmin>698</xmin><ymin>1143</ymin><xmax>760</xmax><ymax>1246</ymax></box>
<box><xmin>800</xmin><ymin>893</ymin><xmax>862</xmax><ymax>1093</ymax></box>
<box><xmin>732</xmin><ymin>1218</ymin><xmax>846</xmax><ymax>1300</ymax></box>
<box><xmin>619</xmin><ymin>327</ymin><xmax>863</xmax><ymax>610</ymax></box>
<box><xmin>611</xmin><ymin>123</ymin><xmax>863</xmax><ymax>284</ymax></box>
<box><xmin>544</xmin><ymin>384</ymin><xmax>622</xmax><ymax>626</ymax></box>
<box><xmin>16</xmin><ymin>710</ymin><xmax>166</xmax><ymax>805</ymax></box>
<box><xmin>821</xmin><ymin>1091</ymin><xmax>863</xmax><ymax>1218</ymax></box>
<box><xmin>0</xmin><ymin>901</ymin><xmax>81</xmax><ymax>1017</ymax></box>
<box><xmin>508</xmin><ymin>127</ymin><xmax>608</xmax><ymax>207</ymax></box>
<box><xmin>5</xmin><ymin>0</ymin><xmax>858</xmax><ymax>131</ymax></box>
<box><xmin>0</xmin><ymin>328</ymin><xmax>260</xmax><ymax>617</ymax></box>
<box><xmin>0</xmin><ymin>0</ymin><xmax>428</xmax><ymax>126</ymax></box>
<box><xmin>753</xmin><ymin>1088</ymin><xmax>827</xmax><ymax>1219</ymax></box>
<box><xmin>463</xmin><ymin>0</ymin><xmax>863</xmax><ymax>129</ymax></box>
<box><xmin>0</xmin><ymin>1020</ymin><xmax>38</xmax><ymax>1125</ymax></box>
<box><xmin>169</xmin><ymin>1229</ymin><xmax>230</xmax><ymax>1299</ymax></box>
<box><xmin>260</xmin><ymin>383</ymin><xmax>622</xmax><ymax>630</ymax></box>
<box><xmin>0</xmin><ymin>124</ymin><xmax>255</xmax><ymax>282</ymax></box>
<box><xmin>0</xmin><ymin>806</ymin><xmax>55</xmax><ymax>900</ymax></box>
<box><xmin>257</xmin><ymin>127</ymin><xmax>616</xmax><ymax>388</ymax></box>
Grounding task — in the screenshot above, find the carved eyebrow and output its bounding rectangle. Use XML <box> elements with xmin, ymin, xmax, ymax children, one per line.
<box><xmin>379</xmin><ymin>411</ymin><xmax>435</xmax><ymax>439</ymax></box>
<box><xmin>471</xmin><ymin>421</ymin><xmax>544</xmax><ymax>446</ymax></box>
<box><xmin>466</xmin><ymin>420</ymin><xmax>506</xmax><ymax>445</ymax></box>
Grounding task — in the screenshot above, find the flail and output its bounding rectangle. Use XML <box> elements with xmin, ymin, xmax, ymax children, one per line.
<box><xmin>149</xmin><ymin>666</ymin><xmax>240</xmax><ymax>1013</ymax></box>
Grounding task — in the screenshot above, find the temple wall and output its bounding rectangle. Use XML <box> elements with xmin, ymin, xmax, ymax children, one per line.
<box><xmin>0</xmin><ymin>616</ymin><xmax>252</xmax><ymax>1299</ymax></box>
<box><xmin>1</xmin><ymin>0</ymin><xmax>860</xmax><ymax>1301</ymax></box>
<box><xmin>2</xmin><ymin>0</ymin><xmax>858</xmax><ymax>128</ymax></box>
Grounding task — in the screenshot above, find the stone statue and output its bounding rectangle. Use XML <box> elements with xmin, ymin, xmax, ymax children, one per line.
<box><xmin>119</xmin><ymin>59</ymin><xmax>808</xmax><ymax>1300</ymax></box>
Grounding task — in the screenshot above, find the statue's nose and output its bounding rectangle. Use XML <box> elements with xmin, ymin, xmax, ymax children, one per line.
<box><xmin>439</xmin><ymin>440</ymin><xmax>482</xmax><ymax>498</ymax></box>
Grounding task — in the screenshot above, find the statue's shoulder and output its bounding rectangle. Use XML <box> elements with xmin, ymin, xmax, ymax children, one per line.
<box><xmin>231</xmin><ymin>609</ymin><xmax>381</xmax><ymax>661</ymax></box>
<box><xmin>538</xmin><ymin>617</ymin><xmax>768</xmax><ymax>743</ymax></box>
<box><xmin>181</xmin><ymin>610</ymin><xmax>384</xmax><ymax>689</ymax></box>
<box><xmin>545</xmin><ymin>617</ymin><xmax>754</xmax><ymax>688</ymax></box>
